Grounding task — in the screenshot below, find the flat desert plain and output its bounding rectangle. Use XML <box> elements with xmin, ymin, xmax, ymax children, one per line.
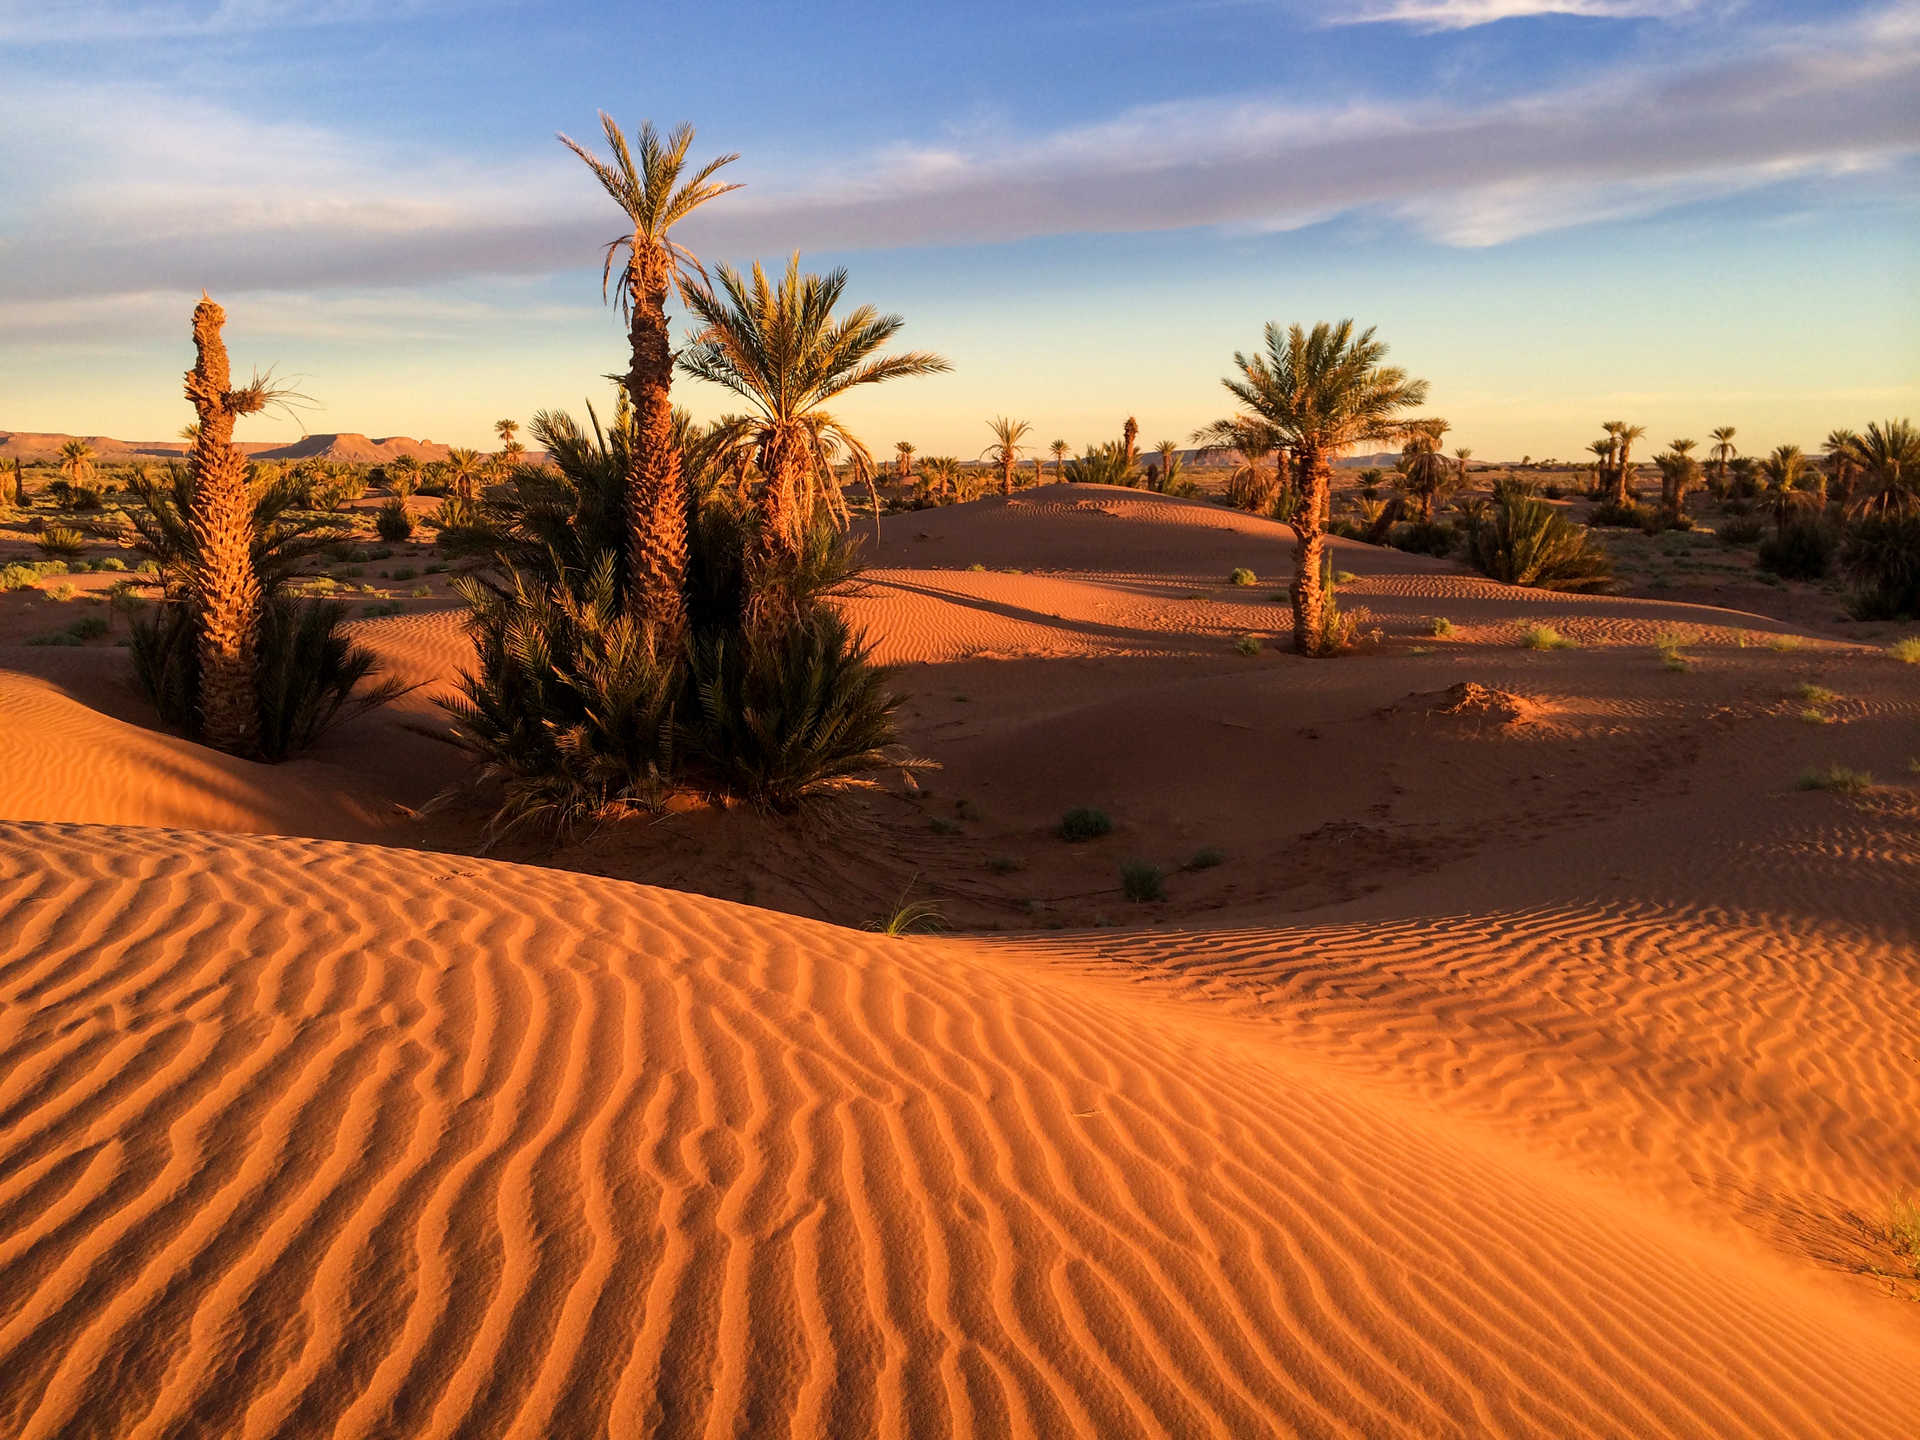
<box><xmin>3</xmin><ymin>484</ymin><xmax>1917</xmax><ymax>1437</ymax></box>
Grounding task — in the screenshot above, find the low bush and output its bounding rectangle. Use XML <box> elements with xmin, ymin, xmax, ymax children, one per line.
<box><xmin>1842</xmin><ymin>514</ymin><xmax>1920</xmax><ymax>619</ymax></box>
<box><xmin>1428</xmin><ymin>616</ymin><xmax>1454</xmax><ymax>637</ymax></box>
<box><xmin>1234</xmin><ymin>634</ymin><xmax>1262</xmax><ymax>656</ymax></box>
<box><xmin>1466</xmin><ymin>491</ymin><xmax>1612</xmax><ymax>592</ymax></box>
<box><xmin>1226</xmin><ymin>567</ymin><xmax>1256</xmax><ymax>586</ymax></box>
<box><xmin>1757</xmin><ymin>520</ymin><xmax>1837</xmax><ymax>581</ymax></box>
<box><xmin>1390</xmin><ymin>520</ymin><xmax>1457</xmax><ymax>557</ymax></box>
<box><xmin>1185</xmin><ymin>846</ymin><xmax>1225</xmax><ymax>869</ymax></box>
<box><xmin>374</xmin><ymin>496</ymin><xmax>415</xmax><ymax>542</ymax></box>
<box><xmin>1796</xmin><ymin>763</ymin><xmax>1871</xmax><ymax>794</ymax></box>
<box><xmin>1889</xmin><ymin>636</ymin><xmax>1920</xmax><ymax>664</ymax></box>
<box><xmin>1716</xmin><ymin>515</ymin><xmax>1765</xmax><ymax>545</ymax></box>
<box><xmin>37</xmin><ymin>525</ymin><xmax>88</xmax><ymax>558</ymax></box>
<box><xmin>1519</xmin><ymin>623</ymin><xmax>1575</xmax><ymax>650</ymax></box>
<box><xmin>1058</xmin><ymin>806</ymin><xmax>1112</xmax><ymax>842</ymax></box>
<box><xmin>1120</xmin><ymin>861</ymin><xmax>1166</xmax><ymax>903</ymax></box>
<box><xmin>1588</xmin><ymin>497</ymin><xmax>1654</xmax><ymax>529</ymax></box>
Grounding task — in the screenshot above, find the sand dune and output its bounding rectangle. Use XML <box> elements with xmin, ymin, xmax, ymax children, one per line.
<box><xmin>2</xmin><ymin>823</ymin><xmax>1915</xmax><ymax>1438</ymax></box>
<box><xmin>2</xmin><ymin>483</ymin><xmax>1917</xmax><ymax>1435</ymax></box>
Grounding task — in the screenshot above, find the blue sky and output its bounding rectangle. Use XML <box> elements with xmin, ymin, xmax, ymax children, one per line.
<box><xmin>1</xmin><ymin>0</ymin><xmax>1914</xmax><ymax>459</ymax></box>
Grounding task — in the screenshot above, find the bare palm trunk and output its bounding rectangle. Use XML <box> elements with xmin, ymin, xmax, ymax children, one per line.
<box><xmin>1001</xmin><ymin>455</ymin><xmax>1014</xmax><ymax>496</ymax></box>
<box><xmin>184</xmin><ymin>299</ymin><xmax>262</xmax><ymax>755</ymax></box>
<box><xmin>867</xmin><ymin>474</ymin><xmax>883</xmax><ymax>551</ymax></box>
<box><xmin>623</xmin><ymin>258</ymin><xmax>688</xmax><ymax>651</ymax></box>
<box><xmin>1290</xmin><ymin>446</ymin><xmax>1332</xmax><ymax>655</ymax></box>
<box><xmin>749</xmin><ymin>428</ymin><xmax>809</xmax><ymax>630</ymax></box>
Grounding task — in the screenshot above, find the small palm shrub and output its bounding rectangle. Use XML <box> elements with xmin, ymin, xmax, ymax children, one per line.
<box><xmin>1757</xmin><ymin>519</ymin><xmax>1837</xmax><ymax>580</ymax></box>
<box><xmin>374</xmin><ymin>496</ymin><xmax>415</xmax><ymax>542</ymax></box>
<box><xmin>37</xmin><ymin>525</ymin><xmax>87</xmax><ymax>558</ymax></box>
<box><xmin>1058</xmin><ymin>806</ymin><xmax>1112</xmax><ymax>842</ymax></box>
<box><xmin>1063</xmin><ymin>442</ymin><xmax>1139</xmax><ymax>487</ymax></box>
<box><xmin>1120</xmin><ymin>861</ymin><xmax>1165</xmax><ymax>902</ymax></box>
<box><xmin>1390</xmin><ymin>520</ymin><xmax>1456</xmax><ymax>557</ymax></box>
<box><xmin>47</xmin><ymin>479</ymin><xmax>105</xmax><ymax>511</ymax></box>
<box><xmin>1466</xmin><ymin>492</ymin><xmax>1612</xmax><ymax>592</ymax></box>
<box><xmin>1842</xmin><ymin>514</ymin><xmax>1920</xmax><ymax>619</ymax></box>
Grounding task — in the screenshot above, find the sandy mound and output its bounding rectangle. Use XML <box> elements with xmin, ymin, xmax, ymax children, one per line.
<box><xmin>1</xmin><ymin>822</ymin><xmax>1913</xmax><ymax>1439</ymax></box>
<box><xmin>0</xmin><ymin>673</ymin><xmax>389</xmax><ymax>838</ymax></box>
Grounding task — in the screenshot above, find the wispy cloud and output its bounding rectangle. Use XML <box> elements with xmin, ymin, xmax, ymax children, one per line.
<box><xmin>0</xmin><ymin>0</ymin><xmax>455</xmax><ymax>45</ymax></box>
<box><xmin>1329</xmin><ymin>0</ymin><xmax>1694</xmax><ymax>30</ymax></box>
<box><xmin>0</xmin><ymin>2</ymin><xmax>1914</xmax><ymax>328</ymax></box>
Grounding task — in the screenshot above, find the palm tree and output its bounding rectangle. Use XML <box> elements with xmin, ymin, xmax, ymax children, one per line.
<box><xmin>679</xmin><ymin>254</ymin><xmax>950</xmax><ymax>597</ymax></box>
<box><xmin>1842</xmin><ymin>419</ymin><xmax>1920</xmax><ymax>517</ymax></box>
<box><xmin>495</xmin><ymin>417</ymin><xmax>525</xmax><ymax>470</ymax></box>
<box><xmin>1586</xmin><ymin>438</ymin><xmax>1613</xmax><ymax>493</ymax></box>
<box><xmin>1655</xmin><ymin>446</ymin><xmax>1700</xmax><ymax>524</ymax></box>
<box><xmin>182</xmin><ymin>296</ymin><xmax>270</xmax><ymax>755</ymax></box>
<box><xmin>921</xmin><ymin>456</ymin><xmax>962</xmax><ymax>501</ymax></box>
<box><xmin>1708</xmin><ymin>426</ymin><xmax>1737</xmax><ymax>493</ymax></box>
<box><xmin>1453</xmin><ymin>446</ymin><xmax>1472</xmax><ymax>487</ymax></box>
<box><xmin>1395</xmin><ymin>418</ymin><xmax>1453</xmax><ymax>523</ymax></box>
<box><xmin>982</xmin><ymin>417</ymin><xmax>1032</xmax><ymax>496</ymax></box>
<box><xmin>444</xmin><ymin>447</ymin><xmax>485</xmax><ymax>501</ymax></box>
<box><xmin>1122</xmin><ymin>415</ymin><xmax>1138</xmax><ymax>464</ymax></box>
<box><xmin>894</xmin><ymin>440</ymin><xmax>915</xmax><ymax>482</ymax></box>
<box><xmin>58</xmin><ymin>438</ymin><xmax>95</xmax><ymax>487</ymax></box>
<box><xmin>1823</xmin><ymin>428</ymin><xmax>1859</xmax><ymax>509</ymax></box>
<box><xmin>1154</xmin><ymin>439</ymin><xmax>1182</xmax><ymax>493</ymax></box>
<box><xmin>1760</xmin><ymin>444</ymin><xmax>1816</xmax><ymax>529</ymax></box>
<box><xmin>1050</xmin><ymin>438</ymin><xmax>1068</xmax><ymax>479</ymax></box>
<box><xmin>1193</xmin><ymin>415</ymin><xmax>1281</xmax><ymax>514</ymax></box>
<box><xmin>1203</xmin><ymin>321</ymin><xmax>1427</xmax><ymax>653</ymax></box>
<box><xmin>560</xmin><ymin>113</ymin><xmax>741</xmax><ymax>646</ymax></box>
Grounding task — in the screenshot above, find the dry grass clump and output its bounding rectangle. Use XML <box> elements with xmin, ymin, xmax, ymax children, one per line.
<box><xmin>1794</xmin><ymin>682</ymin><xmax>1840</xmax><ymax>706</ymax></box>
<box><xmin>1890</xmin><ymin>636</ymin><xmax>1920</xmax><ymax>664</ymax></box>
<box><xmin>1226</xmin><ymin>566</ymin><xmax>1256</xmax><ymax>586</ymax></box>
<box><xmin>1519</xmin><ymin>622</ymin><xmax>1575</xmax><ymax>650</ymax></box>
<box><xmin>1428</xmin><ymin>616</ymin><xmax>1454</xmax><ymax>637</ymax></box>
<box><xmin>1797</xmin><ymin>764</ymin><xmax>1871</xmax><ymax>794</ymax></box>
<box><xmin>1654</xmin><ymin>629</ymin><xmax>1693</xmax><ymax>670</ymax></box>
<box><xmin>1234</xmin><ymin>634</ymin><xmax>1263</xmax><ymax>656</ymax></box>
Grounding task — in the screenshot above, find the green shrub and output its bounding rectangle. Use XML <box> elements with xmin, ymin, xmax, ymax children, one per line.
<box><xmin>1429</xmin><ymin>616</ymin><xmax>1454</xmax><ymax>637</ymax></box>
<box><xmin>1390</xmin><ymin>520</ymin><xmax>1456</xmax><ymax>557</ymax></box>
<box><xmin>37</xmin><ymin>525</ymin><xmax>87</xmax><ymax>558</ymax></box>
<box><xmin>1519</xmin><ymin>623</ymin><xmax>1575</xmax><ymax>650</ymax></box>
<box><xmin>1227</xmin><ymin>567</ymin><xmax>1256</xmax><ymax>586</ymax></box>
<box><xmin>1796</xmin><ymin>764</ymin><xmax>1871</xmax><ymax>794</ymax></box>
<box><xmin>1842</xmin><ymin>514</ymin><xmax>1920</xmax><ymax>619</ymax></box>
<box><xmin>986</xmin><ymin>854</ymin><xmax>1023</xmax><ymax>874</ymax></box>
<box><xmin>1058</xmin><ymin>806</ymin><xmax>1112</xmax><ymax>842</ymax></box>
<box><xmin>1185</xmin><ymin>847</ymin><xmax>1225</xmax><ymax>869</ymax></box>
<box><xmin>1466</xmin><ymin>492</ymin><xmax>1612</xmax><ymax>592</ymax></box>
<box><xmin>1794</xmin><ymin>682</ymin><xmax>1840</xmax><ymax>707</ymax></box>
<box><xmin>1588</xmin><ymin>497</ymin><xmax>1654</xmax><ymax>529</ymax></box>
<box><xmin>1234</xmin><ymin>634</ymin><xmax>1262</xmax><ymax>656</ymax></box>
<box><xmin>1716</xmin><ymin>515</ymin><xmax>1765</xmax><ymax>545</ymax></box>
<box><xmin>68</xmin><ymin>615</ymin><xmax>109</xmax><ymax>641</ymax></box>
<box><xmin>1757</xmin><ymin>519</ymin><xmax>1837</xmax><ymax>580</ymax></box>
<box><xmin>374</xmin><ymin>496</ymin><xmax>415</xmax><ymax>542</ymax></box>
<box><xmin>1120</xmin><ymin>861</ymin><xmax>1165</xmax><ymax>902</ymax></box>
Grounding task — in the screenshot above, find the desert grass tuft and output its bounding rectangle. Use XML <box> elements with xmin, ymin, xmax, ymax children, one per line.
<box><xmin>869</xmin><ymin>885</ymin><xmax>944</xmax><ymax>936</ymax></box>
<box><xmin>1797</xmin><ymin>763</ymin><xmax>1871</xmax><ymax>794</ymax></box>
<box><xmin>1890</xmin><ymin>636</ymin><xmax>1920</xmax><ymax>664</ymax></box>
<box><xmin>1794</xmin><ymin>682</ymin><xmax>1840</xmax><ymax>707</ymax></box>
<box><xmin>1234</xmin><ymin>633</ymin><xmax>1263</xmax><ymax>656</ymax></box>
<box><xmin>1518</xmin><ymin>622</ymin><xmax>1575</xmax><ymax>650</ymax></box>
<box><xmin>1226</xmin><ymin>566</ymin><xmax>1256</xmax><ymax>587</ymax></box>
<box><xmin>1184</xmin><ymin>846</ymin><xmax>1225</xmax><ymax>870</ymax></box>
<box><xmin>1428</xmin><ymin>616</ymin><xmax>1454</xmax><ymax>637</ymax></box>
<box><xmin>1120</xmin><ymin>861</ymin><xmax>1166</xmax><ymax>902</ymax></box>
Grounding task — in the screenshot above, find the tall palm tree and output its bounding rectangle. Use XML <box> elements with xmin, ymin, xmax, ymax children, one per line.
<box><xmin>1050</xmin><ymin>438</ymin><xmax>1068</xmax><ymax>479</ymax></box>
<box><xmin>1154</xmin><ymin>439</ymin><xmax>1181</xmax><ymax>493</ymax></box>
<box><xmin>1823</xmin><ymin>428</ymin><xmax>1859</xmax><ymax>510</ymax></box>
<box><xmin>1453</xmin><ymin>446</ymin><xmax>1472</xmax><ymax>487</ymax></box>
<box><xmin>983</xmin><ymin>417</ymin><xmax>1032</xmax><ymax>496</ymax></box>
<box><xmin>444</xmin><ymin>447</ymin><xmax>485</xmax><ymax>501</ymax></box>
<box><xmin>1760</xmin><ymin>444</ymin><xmax>1816</xmax><ymax>529</ymax></box>
<box><xmin>1202</xmin><ymin>321</ymin><xmax>1428</xmax><ymax>653</ymax></box>
<box><xmin>1395</xmin><ymin>418</ymin><xmax>1452</xmax><ymax>523</ymax></box>
<box><xmin>894</xmin><ymin>440</ymin><xmax>915</xmax><ymax>482</ymax></box>
<box><xmin>1611</xmin><ymin>423</ymin><xmax>1647</xmax><ymax>505</ymax></box>
<box><xmin>1122</xmin><ymin>415</ymin><xmax>1138</xmax><ymax>464</ymax></box>
<box><xmin>1842</xmin><ymin>418</ymin><xmax>1920</xmax><ymax>517</ymax></box>
<box><xmin>1587</xmin><ymin>438</ymin><xmax>1613</xmax><ymax>493</ymax></box>
<box><xmin>182</xmin><ymin>296</ymin><xmax>269</xmax><ymax>755</ymax></box>
<box><xmin>1708</xmin><ymin>426</ymin><xmax>1737</xmax><ymax>493</ymax></box>
<box><xmin>679</xmin><ymin>254</ymin><xmax>950</xmax><ymax>600</ymax></box>
<box><xmin>560</xmin><ymin>113</ymin><xmax>741</xmax><ymax>646</ymax></box>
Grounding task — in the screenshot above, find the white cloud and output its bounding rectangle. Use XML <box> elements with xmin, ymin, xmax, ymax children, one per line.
<box><xmin>0</xmin><ymin>1</ymin><xmax>1913</xmax><ymax>330</ymax></box>
<box><xmin>0</xmin><ymin>0</ymin><xmax>454</xmax><ymax>45</ymax></box>
<box><xmin>1330</xmin><ymin>0</ymin><xmax>1696</xmax><ymax>29</ymax></box>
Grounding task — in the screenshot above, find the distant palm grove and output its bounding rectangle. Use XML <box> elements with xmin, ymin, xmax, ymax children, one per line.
<box><xmin>3</xmin><ymin>114</ymin><xmax>1912</xmax><ymax>825</ymax></box>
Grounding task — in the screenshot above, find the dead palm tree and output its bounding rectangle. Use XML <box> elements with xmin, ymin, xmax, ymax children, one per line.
<box><xmin>182</xmin><ymin>296</ymin><xmax>274</xmax><ymax>755</ymax></box>
<box><xmin>1204</xmin><ymin>321</ymin><xmax>1428</xmax><ymax>652</ymax></box>
<box><xmin>1050</xmin><ymin>438</ymin><xmax>1068</xmax><ymax>479</ymax></box>
<box><xmin>560</xmin><ymin>113</ymin><xmax>741</xmax><ymax>647</ymax></box>
<box><xmin>983</xmin><ymin>417</ymin><xmax>1032</xmax><ymax>496</ymax></box>
<box><xmin>1122</xmin><ymin>416</ymin><xmax>1138</xmax><ymax>464</ymax></box>
<box><xmin>1709</xmin><ymin>426</ymin><xmax>1737</xmax><ymax>493</ymax></box>
<box><xmin>679</xmin><ymin>254</ymin><xmax>949</xmax><ymax>606</ymax></box>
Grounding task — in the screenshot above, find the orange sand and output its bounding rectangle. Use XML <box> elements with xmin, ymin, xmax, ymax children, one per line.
<box><xmin>2</xmin><ymin>484</ymin><xmax>1916</xmax><ymax>1436</ymax></box>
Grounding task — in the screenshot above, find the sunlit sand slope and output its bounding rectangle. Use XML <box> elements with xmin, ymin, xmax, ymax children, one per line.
<box><xmin>2</xmin><ymin>823</ymin><xmax>1913</xmax><ymax>1439</ymax></box>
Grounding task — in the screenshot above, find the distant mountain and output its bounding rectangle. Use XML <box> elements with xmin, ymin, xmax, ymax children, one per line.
<box><xmin>0</xmin><ymin>429</ymin><xmax>460</xmax><ymax>465</ymax></box>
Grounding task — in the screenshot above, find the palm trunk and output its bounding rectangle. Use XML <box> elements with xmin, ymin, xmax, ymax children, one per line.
<box><xmin>748</xmin><ymin>427</ymin><xmax>809</xmax><ymax>630</ymax></box>
<box><xmin>184</xmin><ymin>297</ymin><xmax>262</xmax><ymax>756</ymax></box>
<box><xmin>623</xmin><ymin>253</ymin><xmax>688</xmax><ymax>651</ymax></box>
<box><xmin>1291</xmin><ymin>446</ymin><xmax>1332</xmax><ymax>655</ymax></box>
<box><xmin>1001</xmin><ymin>455</ymin><xmax>1014</xmax><ymax>496</ymax></box>
<box><xmin>867</xmin><ymin>474</ymin><xmax>883</xmax><ymax>551</ymax></box>
<box><xmin>1613</xmin><ymin>444</ymin><xmax>1633</xmax><ymax>506</ymax></box>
